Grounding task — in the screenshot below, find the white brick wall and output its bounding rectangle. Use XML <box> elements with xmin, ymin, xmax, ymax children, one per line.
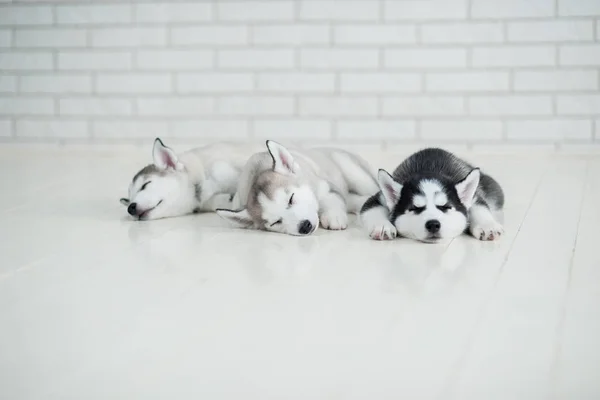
<box><xmin>0</xmin><ymin>0</ymin><xmax>598</xmax><ymax>146</ymax></box>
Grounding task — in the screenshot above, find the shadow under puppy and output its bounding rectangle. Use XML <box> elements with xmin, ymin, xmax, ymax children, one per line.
<box><xmin>361</xmin><ymin>148</ymin><xmax>504</xmax><ymax>243</ymax></box>
<box><xmin>217</xmin><ymin>140</ymin><xmax>379</xmax><ymax>236</ymax></box>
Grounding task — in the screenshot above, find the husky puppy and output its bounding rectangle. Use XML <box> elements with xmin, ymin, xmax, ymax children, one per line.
<box><xmin>120</xmin><ymin>138</ymin><xmax>260</xmax><ymax>220</ymax></box>
<box><xmin>216</xmin><ymin>140</ymin><xmax>379</xmax><ymax>236</ymax></box>
<box><xmin>361</xmin><ymin>148</ymin><xmax>504</xmax><ymax>243</ymax></box>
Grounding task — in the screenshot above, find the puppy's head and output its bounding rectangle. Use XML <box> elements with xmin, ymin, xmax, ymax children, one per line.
<box><xmin>378</xmin><ymin>168</ymin><xmax>480</xmax><ymax>243</ymax></box>
<box><xmin>217</xmin><ymin>140</ymin><xmax>319</xmax><ymax>236</ymax></box>
<box><xmin>120</xmin><ymin>138</ymin><xmax>189</xmax><ymax>221</ymax></box>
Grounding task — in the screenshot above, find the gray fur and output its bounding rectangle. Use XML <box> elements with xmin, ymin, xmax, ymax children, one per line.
<box><xmin>390</xmin><ymin>148</ymin><xmax>503</xmax><ymax>212</ymax></box>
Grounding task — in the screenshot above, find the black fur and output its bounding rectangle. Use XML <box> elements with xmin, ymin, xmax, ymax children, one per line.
<box><xmin>361</xmin><ymin>148</ymin><xmax>503</xmax><ymax>218</ymax></box>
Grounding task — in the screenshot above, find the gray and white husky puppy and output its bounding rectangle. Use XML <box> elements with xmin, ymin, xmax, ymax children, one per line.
<box><xmin>216</xmin><ymin>140</ymin><xmax>379</xmax><ymax>236</ymax></box>
<box><xmin>120</xmin><ymin>138</ymin><xmax>261</xmax><ymax>220</ymax></box>
<box><xmin>361</xmin><ymin>148</ymin><xmax>504</xmax><ymax>243</ymax></box>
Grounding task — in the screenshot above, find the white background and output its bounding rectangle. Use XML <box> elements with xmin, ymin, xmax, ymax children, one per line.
<box><xmin>0</xmin><ymin>0</ymin><xmax>599</xmax><ymax>149</ymax></box>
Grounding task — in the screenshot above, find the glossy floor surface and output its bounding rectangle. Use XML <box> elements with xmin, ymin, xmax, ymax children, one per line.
<box><xmin>1</xmin><ymin>148</ymin><xmax>599</xmax><ymax>400</ymax></box>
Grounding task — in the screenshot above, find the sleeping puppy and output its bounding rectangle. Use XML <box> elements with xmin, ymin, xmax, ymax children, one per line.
<box><xmin>217</xmin><ymin>140</ymin><xmax>379</xmax><ymax>236</ymax></box>
<box><xmin>361</xmin><ymin>148</ymin><xmax>504</xmax><ymax>243</ymax></box>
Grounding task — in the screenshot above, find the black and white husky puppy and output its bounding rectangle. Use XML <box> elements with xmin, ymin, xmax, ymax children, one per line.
<box><xmin>360</xmin><ymin>148</ymin><xmax>504</xmax><ymax>243</ymax></box>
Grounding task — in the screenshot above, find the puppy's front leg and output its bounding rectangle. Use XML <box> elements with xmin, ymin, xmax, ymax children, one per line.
<box><xmin>360</xmin><ymin>193</ymin><xmax>397</xmax><ymax>240</ymax></box>
<box><xmin>468</xmin><ymin>203</ymin><xmax>504</xmax><ymax>241</ymax></box>
<box><xmin>319</xmin><ymin>192</ymin><xmax>348</xmax><ymax>230</ymax></box>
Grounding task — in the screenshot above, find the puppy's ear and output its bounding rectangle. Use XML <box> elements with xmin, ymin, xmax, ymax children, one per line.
<box><xmin>377</xmin><ymin>169</ymin><xmax>402</xmax><ymax>211</ymax></box>
<box><xmin>120</xmin><ymin>198</ymin><xmax>130</xmax><ymax>206</ymax></box>
<box><xmin>266</xmin><ymin>140</ymin><xmax>299</xmax><ymax>175</ymax></box>
<box><xmin>455</xmin><ymin>168</ymin><xmax>480</xmax><ymax>208</ymax></box>
<box><xmin>216</xmin><ymin>208</ymin><xmax>255</xmax><ymax>229</ymax></box>
<box><xmin>153</xmin><ymin>138</ymin><xmax>183</xmax><ymax>171</ymax></box>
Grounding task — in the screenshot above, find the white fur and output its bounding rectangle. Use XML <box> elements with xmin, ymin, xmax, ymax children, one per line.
<box><xmin>361</xmin><ymin>194</ymin><xmax>397</xmax><ymax>241</ymax></box>
<box><xmin>121</xmin><ymin>139</ymin><xmax>261</xmax><ymax>220</ymax></box>
<box><xmin>469</xmin><ymin>204</ymin><xmax>504</xmax><ymax>241</ymax></box>
<box><xmin>259</xmin><ymin>185</ymin><xmax>319</xmax><ymax>236</ymax></box>
<box><xmin>394</xmin><ymin>180</ymin><xmax>468</xmax><ymax>243</ymax></box>
<box><xmin>218</xmin><ymin>140</ymin><xmax>378</xmax><ymax>236</ymax></box>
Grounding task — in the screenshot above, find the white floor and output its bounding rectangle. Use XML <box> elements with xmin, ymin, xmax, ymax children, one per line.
<box><xmin>1</xmin><ymin>147</ymin><xmax>599</xmax><ymax>400</ymax></box>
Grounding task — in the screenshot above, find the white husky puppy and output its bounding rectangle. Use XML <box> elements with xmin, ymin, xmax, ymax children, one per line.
<box><xmin>216</xmin><ymin>140</ymin><xmax>379</xmax><ymax>236</ymax></box>
<box><xmin>120</xmin><ymin>138</ymin><xmax>261</xmax><ymax>220</ymax></box>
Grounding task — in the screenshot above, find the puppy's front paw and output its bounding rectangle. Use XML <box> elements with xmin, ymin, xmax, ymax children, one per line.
<box><xmin>367</xmin><ymin>221</ymin><xmax>397</xmax><ymax>241</ymax></box>
<box><xmin>320</xmin><ymin>209</ymin><xmax>348</xmax><ymax>230</ymax></box>
<box><xmin>470</xmin><ymin>220</ymin><xmax>504</xmax><ymax>241</ymax></box>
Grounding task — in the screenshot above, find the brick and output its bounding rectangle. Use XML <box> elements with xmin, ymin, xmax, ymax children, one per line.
<box><xmin>218</xmin><ymin>49</ymin><xmax>294</xmax><ymax>69</ymax></box>
<box><xmin>254</xmin><ymin>119</ymin><xmax>332</xmax><ymax>139</ymax></box>
<box><xmin>135</xmin><ymin>3</ymin><xmax>212</xmax><ymax>23</ymax></box>
<box><xmin>337</xmin><ymin>120</ymin><xmax>416</xmax><ymax>140</ymax></box>
<box><xmin>0</xmin><ymin>98</ymin><xmax>53</xmax><ymax>115</ymax></box>
<box><xmin>171</xmin><ymin>26</ymin><xmax>247</xmax><ymax>46</ymax></box>
<box><xmin>471</xmin><ymin>0</ymin><xmax>554</xmax><ymax>18</ymax></box>
<box><xmin>300</xmin><ymin>0</ymin><xmax>379</xmax><ymax>21</ymax></box>
<box><xmin>557</xmin><ymin>95</ymin><xmax>600</xmax><ymax>115</ymax></box>
<box><xmin>20</xmin><ymin>75</ymin><xmax>92</xmax><ymax>93</ymax></box>
<box><xmin>559</xmin><ymin>0</ymin><xmax>600</xmax><ymax>16</ymax></box>
<box><xmin>384</xmin><ymin>0</ymin><xmax>468</xmax><ymax>21</ymax></box>
<box><xmin>514</xmin><ymin>70</ymin><xmax>598</xmax><ymax>91</ymax></box>
<box><xmin>59</xmin><ymin>51</ymin><xmax>131</xmax><ymax>71</ymax></box>
<box><xmin>60</xmin><ymin>98</ymin><xmax>132</xmax><ymax>116</ymax></box>
<box><xmin>382</xmin><ymin>96</ymin><xmax>465</xmax><ymax>116</ymax></box>
<box><xmin>334</xmin><ymin>25</ymin><xmax>416</xmax><ymax>45</ymax></box>
<box><xmin>170</xmin><ymin>120</ymin><xmax>248</xmax><ymax>138</ymax></box>
<box><xmin>57</xmin><ymin>5</ymin><xmax>131</xmax><ymax>24</ymax></box>
<box><xmin>299</xmin><ymin>97</ymin><xmax>378</xmax><ymax>117</ymax></box>
<box><xmin>469</xmin><ymin>96</ymin><xmax>552</xmax><ymax>116</ymax></box>
<box><xmin>258</xmin><ymin>73</ymin><xmax>336</xmax><ymax>93</ymax></box>
<box><xmin>385</xmin><ymin>48</ymin><xmax>467</xmax><ymax>68</ymax></box>
<box><xmin>217</xmin><ymin>96</ymin><xmax>294</xmax><ymax>116</ymax></box>
<box><xmin>300</xmin><ymin>49</ymin><xmax>379</xmax><ymax>70</ymax></box>
<box><xmin>421</xmin><ymin>120</ymin><xmax>503</xmax><ymax>140</ymax></box>
<box><xmin>507</xmin><ymin>120</ymin><xmax>592</xmax><ymax>140</ymax></box>
<box><xmin>177</xmin><ymin>73</ymin><xmax>254</xmax><ymax>93</ymax></box>
<box><xmin>137</xmin><ymin>97</ymin><xmax>214</xmax><ymax>116</ymax></box>
<box><xmin>15</xmin><ymin>28</ymin><xmax>86</xmax><ymax>48</ymax></box>
<box><xmin>0</xmin><ymin>52</ymin><xmax>53</xmax><ymax>70</ymax></box>
<box><xmin>96</xmin><ymin>74</ymin><xmax>172</xmax><ymax>94</ymax></box>
<box><xmin>0</xmin><ymin>119</ymin><xmax>11</xmax><ymax>137</ymax></box>
<box><xmin>92</xmin><ymin>28</ymin><xmax>167</xmax><ymax>48</ymax></box>
<box><xmin>472</xmin><ymin>46</ymin><xmax>555</xmax><ymax>67</ymax></box>
<box><xmin>341</xmin><ymin>73</ymin><xmax>421</xmax><ymax>93</ymax></box>
<box><xmin>253</xmin><ymin>25</ymin><xmax>329</xmax><ymax>45</ymax></box>
<box><xmin>136</xmin><ymin>50</ymin><xmax>213</xmax><ymax>70</ymax></box>
<box><xmin>93</xmin><ymin>121</ymin><xmax>168</xmax><ymax>139</ymax></box>
<box><xmin>218</xmin><ymin>1</ymin><xmax>294</xmax><ymax>21</ymax></box>
<box><xmin>0</xmin><ymin>6</ymin><xmax>52</xmax><ymax>25</ymax></box>
<box><xmin>0</xmin><ymin>75</ymin><xmax>17</xmax><ymax>92</ymax></box>
<box><xmin>16</xmin><ymin>120</ymin><xmax>87</xmax><ymax>138</ymax></box>
<box><xmin>422</xmin><ymin>23</ymin><xmax>503</xmax><ymax>44</ymax></box>
<box><xmin>508</xmin><ymin>21</ymin><xmax>594</xmax><ymax>42</ymax></box>
<box><xmin>426</xmin><ymin>72</ymin><xmax>509</xmax><ymax>92</ymax></box>
<box><xmin>560</xmin><ymin>45</ymin><xmax>600</xmax><ymax>66</ymax></box>
<box><xmin>0</xmin><ymin>29</ymin><xmax>10</xmax><ymax>47</ymax></box>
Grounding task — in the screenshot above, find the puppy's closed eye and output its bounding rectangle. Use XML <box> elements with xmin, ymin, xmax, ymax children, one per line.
<box><xmin>120</xmin><ymin>198</ymin><xmax>130</xmax><ymax>206</ymax></box>
<box><xmin>270</xmin><ymin>218</ymin><xmax>283</xmax><ymax>227</ymax></box>
<box><xmin>140</xmin><ymin>181</ymin><xmax>151</xmax><ymax>191</ymax></box>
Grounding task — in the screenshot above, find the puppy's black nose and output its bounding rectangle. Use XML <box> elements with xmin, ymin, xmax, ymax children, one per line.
<box><xmin>127</xmin><ymin>202</ymin><xmax>137</xmax><ymax>216</ymax></box>
<box><xmin>425</xmin><ymin>219</ymin><xmax>441</xmax><ymax>233</ymax></box>
<box><xmin>298</xmin><ymin>220</ymin><xmax>313</xmax><ymax>235</ymax></box>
